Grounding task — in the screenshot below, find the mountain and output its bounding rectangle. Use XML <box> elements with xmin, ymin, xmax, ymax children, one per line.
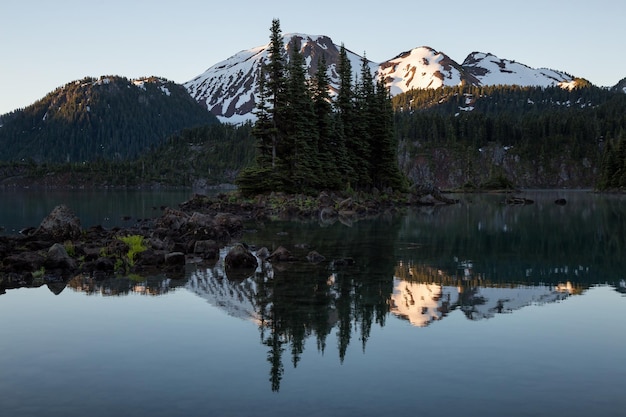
<box><xmin>379</xmin><ymin>46</ymin><xmax>469</xmax><ymax>94</ymax></box>
<box><xmin>184</xmin><ymin>33</ymin><xmax>374</xmax><ymax>124</ymax></box>
<box><xmin>462</xmin><ymin>52</ymin><xmax>574</xmax><ymax>88</ymax></box>
<box><xmin>185</xmin><ymin>34</ymin><xmax>579</xmax><ymax>123</ymax></box>
<box><xmin>0</xmin><ymin>76</ymin><xmax>218</xmax><ymax>163</ymax></box>
<box><xmin>612</xmin><ymin>77</ymin><xmax>626</xmax><ymax>94</ymax></box>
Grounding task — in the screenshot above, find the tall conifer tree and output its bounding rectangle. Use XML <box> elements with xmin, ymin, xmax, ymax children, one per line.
<box><xmin>351</xmin><ymin>55</ymin><xmax>375</xmax><ymax>188</ymax></box>
<box><xmin>312</xmin><ymin>57</ymin><xmax>342</xmax><ymax>189</ymax></box>
<box><xmin>236</xmin><ymin>18</ymin><xmax>287</xmax><ymax>194</ymax></box>
<box><xmin>267</xmin><ymin>18</ymin><xmax>287</xmax><ymax>170</ymax></box>
<box><xmin>369</xmin><ymin>77</ymin><xmax>406</xmax><ymax>191</ymax></box>
<box><xmin>252</xmin><ymin>65</ymin><xmax>274</xmax><ymax>169</ymax></box>
<box><xmin>334</xmin><ymin>44</ymin><xmax>356</xmax><ymax>185</ymax></box>
<box><xmin>281</xmin><ymin>36</ymin><xmax>318</xmax><ymax>193</ymax></box>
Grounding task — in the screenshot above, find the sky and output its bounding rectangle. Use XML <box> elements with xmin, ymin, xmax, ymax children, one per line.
<box><xmin>1</xmin><ymin>0</ymin><xmax>624</xmax><ymax>115</ymax></box>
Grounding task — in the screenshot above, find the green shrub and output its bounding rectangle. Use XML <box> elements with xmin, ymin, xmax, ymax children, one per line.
<box><xmin>118</xmin><ymin>235</ymin><xmax>147</xmax><ymax>267</ymax></box>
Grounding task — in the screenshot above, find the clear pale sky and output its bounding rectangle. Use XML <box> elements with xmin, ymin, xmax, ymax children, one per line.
<box><xmin>1</xmin><ymin>0</ymin><xmax>624</xmax><ymax>115</ymax></box>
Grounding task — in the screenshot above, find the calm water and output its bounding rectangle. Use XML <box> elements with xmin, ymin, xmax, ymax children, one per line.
<box><xmin>0</xmin><ymin>188</ymin><xmax>194</xmax><ymax>234</ymax></box>
<box><xmin>1</xmin><ymin>190</ymin><xmax>625</xmax><ymax>417</ymax></box>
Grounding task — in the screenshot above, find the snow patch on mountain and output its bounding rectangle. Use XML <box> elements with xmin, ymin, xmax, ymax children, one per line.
<box><xmin>185</xmin><ymin>35</ymin><xmax>585</xmax><ymax>122</ymax></box>
<box><xmin>463</xmin><ymin>52</ymin><xmax>573</xmax><ymax>87</ymax></box>
<box><xmin>379</xmin><ymin>47</ymin><xmax>464</xmax><ymax>94</ymax></box>
<box><xmin>185</xmin><ymin>33</ymin><xmax>374</xmax><ymax>124</ymax></box>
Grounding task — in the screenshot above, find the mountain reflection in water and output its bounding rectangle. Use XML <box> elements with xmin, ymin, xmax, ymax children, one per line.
<box><xmin>25</xmin><ymin>191</ymin><xmax>626</xmax><ymax>394</ymax></box>
<box><xmin>63</xmin><ymin>248</ymin><xmax>621</xmax><ymax>392</ymax></box>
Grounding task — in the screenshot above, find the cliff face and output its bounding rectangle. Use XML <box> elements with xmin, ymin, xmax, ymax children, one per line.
<box><xmin>399</xmin><ymin>142</ymin><xmax>598</xmax><ymax>189</ymax></box>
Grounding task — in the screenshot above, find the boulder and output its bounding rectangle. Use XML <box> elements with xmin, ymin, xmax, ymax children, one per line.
<box><xmin>268</xmin><ymin>246</ymin><xmax>296</xmax><ymax>262</ymax></box>
<box><xmin>256</xmin><ymin>247</ymin><xmax>270</xmax><ymax>260</ymax></box>
<box><xmin>165</xmin><ymin>252</ymin><xmax>186</xmax><ymax>266</ymax></box>
<box><xmin>189</xmin><ymin>212</ymin><xmax>214</xmax><ymax>228</ymax></box>
<box><xmin>225</xmin><ymin>243</ymin><xmax>258</xmax><ymax>269</ymax></box>
<box><xmin>134</xmin><ymin>249</ymin><xmax>166</xmax><ymax>267</ymax></box>
<box><xmin>193</xmin><ymin>240</ymin><xmax>219</xmax><ymax>260</ymax></box>
<box><xmin>36</xmin><ymin>205</ymin><xmax>82</xmax><ymax>241</ymax></box>
<box><xmin>155</xmin><ymin>208</ymin><xmax>189</xmax><ymax>231</ymax></box>
<box><xmin>45</xmin><ymin>243</ymin><xmax>77</xmax><ymax>271</ymax></box>
<box><xmin>214</xmin><ymin>213</ymin><xmax>244</xmax><ymax>235</ymax></box>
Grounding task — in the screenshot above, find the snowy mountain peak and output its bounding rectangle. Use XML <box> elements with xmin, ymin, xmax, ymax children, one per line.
<box><xmin>185</xmin><ymin>35</ymin><xmax>583</xmax><ymax>123</ymax></box>
<box><xmin>184</xmin><ymin>33</ymin><xmax>371</xmax><ymax>124</ymax></box>
<box><xmin>379</xmin><ymin>46</ymin><xmax>466</xmax><ymax>94</ymax></box>
<box><xmin>462</xmin><ymin>51</ymin><xmax>574</xmax><ymax>87</ymax></box>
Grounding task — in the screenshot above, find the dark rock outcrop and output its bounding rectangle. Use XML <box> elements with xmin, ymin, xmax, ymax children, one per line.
<box><xmin>36</xmin><ymin>205</ymin><xmax>82</xmax><ymax>240</ymax></box>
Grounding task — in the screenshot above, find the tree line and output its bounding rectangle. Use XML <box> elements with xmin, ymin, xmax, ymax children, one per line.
<box><xmin>392</xmin><ymin>84</ymin><xmax>626</xmax><ymax>188</ymax></box>
<box><xmin>0</xmin><ymin>76</ymin><xmax>218</xmax><ymax>163</ymax></box>
<box><xmin>236</xmin><ymin>19</ymin><xmax>406</xmax><ymax>196</ymax></box>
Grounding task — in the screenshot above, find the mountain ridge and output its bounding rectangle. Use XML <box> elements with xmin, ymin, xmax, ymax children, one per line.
<box><xmin>0</xmin><ymin>75</ymin><xmax>218</xmax><ymax>163</ymax></box>
<box><xmin>184</xmin><ymin>33</ymin><xmax>584</xmax><ymax>123</ymax></box>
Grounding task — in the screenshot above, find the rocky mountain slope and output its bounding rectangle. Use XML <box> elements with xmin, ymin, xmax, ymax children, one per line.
<box><xmin>185</xmin><ymin>34</ymin><xmax>577</xmax><ymax>123</ymax></box>
<box><xmin>184</xmin><ymin>34</ymin><xmax>374</xmax><ymax>124</ymax></box>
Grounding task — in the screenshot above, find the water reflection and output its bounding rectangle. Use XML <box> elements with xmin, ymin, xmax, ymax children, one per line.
<box><xmin>18</xmin><ymin>191</ymin><xmax>626</xmax><ymax>392</ymax></box>
<box><xmin>66</xmin><ymin>273</ymin><xmax>188</xmax><ymax>297</ymax></box>
<box><xmin>390</xmin><ymin>278</ymin><xmax>574</xmax><ymax>327</ymax></box>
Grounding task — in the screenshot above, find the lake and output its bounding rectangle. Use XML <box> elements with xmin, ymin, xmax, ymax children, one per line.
<box><xmin>1</xmin><ymin>189</ymin><xmax>625</xmax><ymax>417</ymax></box>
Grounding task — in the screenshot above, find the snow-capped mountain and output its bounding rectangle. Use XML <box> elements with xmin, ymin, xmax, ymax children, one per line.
<box><xmin>379</xmin><ymin>46</ymin><xmax>470</xmax><ymax>94</ymax></box>
<box><xmin>184</xmin><ymin>33</ymin><xmax>374</xmax><ymax>124</ymax></box>
<box><xmin>463</xmin><ymin>52</ymin><xmax>574</xmax><ymax>88</ymax></box>
<box><xmin>185</xmin><ymin>34</ymin><xmax>578</xmax><ymax>123</ymax></box>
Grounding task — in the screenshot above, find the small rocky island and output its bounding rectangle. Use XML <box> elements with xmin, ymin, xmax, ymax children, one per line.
<box><xmin>0</xmin><ymin>189</ymin><xmax>457</xmax><ymax>293</ymax></box>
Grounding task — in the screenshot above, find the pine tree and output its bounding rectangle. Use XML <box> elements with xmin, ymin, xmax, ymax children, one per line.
<box><xmin>266</xmin><ymin>18</ymin><xmax>287</xmax><ymax>170</ymax></box>
<box><xmin>368</xmin><ymin>77</ymin><xmax>406</xmax><ymax>191</ymax></box>
<box><xmin>311</xmin><ymin>57</ymin><xmax>342</xmax><ymax>190</ymax></box>
<box><xmin>351</xmin><ymin>55</ymin><xmax>375</xmax><ymax>188</ymax></box>
<box><xmin>236</xmin><ymin>18</ymin><xmax>288</xmax><ymax>195</ymax></box>
<box><xmin>281</xmin><ymin>36</ymin><xmax>318</xmax><ymax>193</ymax></box>
<box><xmin>252</xmin><ymin>65</ymin><xmax>275</xmax><ymax>169</ymax></box>
<box><xmin>334</xmin><ymin>44</ymin><xmax>356</xmax><ymax>186</ymax></box>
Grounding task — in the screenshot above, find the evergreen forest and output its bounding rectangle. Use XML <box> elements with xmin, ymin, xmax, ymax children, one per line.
<box><xmin>235</xmin><ymin>19</ymin><xmax>406</xmax><ymax>196</ymax></box>
<box><xmin>391</xmin><ymin>84</ymin><xmax>626</xmax><ymax>189</ymax></box>
<box><xmin>1</xmin><ymin>34</ymin><xmax>626</xmax><ymax>191</ymax></box>
<box><xmin>0</xmin><ymin>76</ymin><xmax>218</xmax><ymax>163</ymax></box>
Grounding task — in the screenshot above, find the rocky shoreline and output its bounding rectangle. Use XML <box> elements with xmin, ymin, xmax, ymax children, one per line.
<box><xmin>0</xmin><ymin>189</ymin><xmax>457</xmax><ymax>294</ymax></box>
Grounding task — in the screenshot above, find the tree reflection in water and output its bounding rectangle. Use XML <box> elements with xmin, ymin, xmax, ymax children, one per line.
<box><xmin>61</xmin><ymin>192</ymin><xmax>626</xmax><ymax>391</ymax></box>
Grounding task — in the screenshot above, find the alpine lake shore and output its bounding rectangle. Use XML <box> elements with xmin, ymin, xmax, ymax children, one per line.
<box><xmin>0</xmin><ymin>185</ymin><xmax>467</xmax><ymax>294</ymax></box>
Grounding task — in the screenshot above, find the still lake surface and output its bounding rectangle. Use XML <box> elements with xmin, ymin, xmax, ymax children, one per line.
<box><xmin>1</xmin><ymin>189</ymin><xmax>625</xmax><ymax>417</ymax></box>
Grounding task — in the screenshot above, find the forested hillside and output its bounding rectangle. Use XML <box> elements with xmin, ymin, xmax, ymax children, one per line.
<box><xmin>0</xmin><ymin>76</ymin><xmax>218</xmax><ymax>163</ymax></box>
<box><xmin>0</xmin><ymin>124</ymin><xmax>254</xmax><ymax>188</ymax></box>
<box><xmin>2</xmin><ymin>73</ymin><xmax>625</xmax><ymax>190</ymax></box>
<box><xmin>392</xmin><ymin>84</ymin><xmax>626</xmax><ymax>188</ymax></box>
